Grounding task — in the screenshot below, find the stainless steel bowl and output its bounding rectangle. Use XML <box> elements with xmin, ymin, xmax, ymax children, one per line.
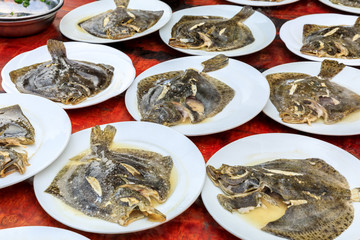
<box><xmin>0</xmin><ymin>0</ymin><xmax>64</xmax><ymax>37</ymax></box>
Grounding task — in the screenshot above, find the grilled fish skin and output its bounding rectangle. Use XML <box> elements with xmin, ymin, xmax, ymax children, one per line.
<box><xmin>169</xmin><ymin>6</ymin><xmax>255</xmax><ymax>51</ymax></box>
<box><xmin>207</xmin><ymin>158</ymin><xmax>360</xmax><ymax>240</ymax></box>
<box><xmin>266</xmin><ymin>60</ymin><xmax>360</xmax><ymax>124</ymax></box>
<box><xmin>300</xmin><ymin>17</ymin><xmax>360</xmax><ymax>59</ymax></box>
<box><xmin>329</xmin><ymin>0</ymin><xmax>360</xmax><ymax>8</ymax></box>
<box><xmin>45</xmin><ymin>125</ymin><xmax>173</xmax><ymax>226</ymax></box>
<box><xmin>79</xmin><ymin>0</ymin><xmax>163</xmax><ymax>39</ymax></box>
<box><xmin>9</xmin><ymin>39</ymin><xmax>114</xmax><ymax>105</ymax></box>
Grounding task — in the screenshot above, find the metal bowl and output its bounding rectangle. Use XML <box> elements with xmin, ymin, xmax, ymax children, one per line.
<box><xmin>0</xmin><ymin>0</ymin><xmax>64</xmax><ymax>37</ymax></box>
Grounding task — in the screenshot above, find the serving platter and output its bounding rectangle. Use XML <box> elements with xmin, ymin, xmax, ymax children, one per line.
<box><xmin>125</xmin><ymin>55</ymin><xmax>270</xmax><ymax>136</ymax></box>
<box><xmin>159</xmin><ymin>4</ymin><xmax>276</xmax><ymax>57</ymax></box>
<box><xmin>318</xmin><ymin>0</ymin><xmax>360</xmax><ymax>14</ymax></box>
<box><xmin>201</xmin><ymin>133</ymin><xmax>360</xmax><ymax>240</ymax></box>
<box><xmin>1</xmin><ymin>41</ymin><xmax>136</xmax><ymax>109</ymax></box>
<box><xmin>33</xmin><ymin>121</ymin><xmax>206</xmax><ymax>234</ymax></box>
<box><xmin>225</xmin><ymin>0</ymin><xmax>300</xmax><ymax>7</ymax></box>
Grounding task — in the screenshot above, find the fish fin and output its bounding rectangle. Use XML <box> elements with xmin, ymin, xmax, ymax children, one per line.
<box><xmin>230</xmin><ymin>6</ymin><xmax>255</xmax><ymax>23</ymax></box>
<box><xmin>47</xmin><ymin>39</ymin><xmax>67</xmax><ymax>61</ymax></box>
<box><xmin>302</xmin><ymin>24</ymin><xmax>328</xmax><ymax>39</ymax></box>
<box><xmin>114</xmin><ymin>0</ymin><xmax>129</xmax><ymax>8</ymax></box>
<box><xmin>201</xmin><ymin>54</ymin><xmax>229</xmax><ymax>73</ymax></box>
<box><xmin>354</xmin><ymin>16</ymin><xmax>360</xmax><ymax>30</ymax></box>
<box><xmin>266</xmin><ymin>72</ymin><xmax>310</xmax><ymax>89</ymax></box>
<box><xmin>318</xmin><ymin>59</ymin><xmax>345</xmax><ymax>79</ymax></box>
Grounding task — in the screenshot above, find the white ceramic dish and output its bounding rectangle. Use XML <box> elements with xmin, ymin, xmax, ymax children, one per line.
<box><xmin>1</xmin><ymin>41</ymin><xmax>136</xmax><ymax>109</ymax></box>
<box><xmin>201</xmin><ymin>133</ymin><xmax>360</xmax><ymax>240</ymax></box>
<box><xmin>125</xmin><ymin>55</ymin><xmax>270</xmax><ymax>136</ymax></box>
<box><xmin>280</xmin><ymin>13</ymin><xmax>360</xmax><ymax>66</ymax></box>
<box><xmin>0</xmin><ymin>226</ymin><xmax>89</xmax><ymax>240</ymax></box>
<box><xmin>59</xmin><ymin>0</ymin><xmax>172</xmax><ymax>43</ymax></box>
<box><xmin>262</xmin><ymin>61</ymin><xmax>360</xmax><ymax>136</ymax></box>
<box><xmin>159</xmin><ymin>5</ymin><xmax>276</xmax><ymax>57</ymax></box>
<box><xmin>0</xmin><ymin>93</ymin><xmax>71</xmax><ymax>189</ymax></box>
<box><xmin>318</xmin><ymin>0</ymin><xmax>360</xmax><ymax>14</ymax></box>
<box><xmin>225</xmin><ymin>0</ymin><xmax>300</xmax><ymax>7</ymax></box>
<box><xmin>33</xmin><ymin>121</ymin><xmax>205</xmax><ymax>234</ymax></box>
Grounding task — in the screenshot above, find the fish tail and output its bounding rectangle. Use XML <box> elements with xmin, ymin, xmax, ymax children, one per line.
<box><xmin>318</xmin><ymin>60</ymin><xmax>345</xmax><ymax>80</ymax></box>
<box><xmin>114</xmin><ymin>0</ymin><xmax>129</xmax><ymax>8</ymax></box>
<box><xmin>47</xmin><ymin>39</ymin><xmax>67</xmax><ymax>61</ymax></box>
<box><xmin>201</xmin><ymin>54</ymin><xmax>229</xmax><ymax>73</ymax></box>
<box><xmin>231</xmin><ymin>6</ymin><xmax>255</xmax><ymax>23</ymax></box>
<box><xmin>90</xmin><ymin>125</ymin><xmax>116</xmax><ymax>148</ymax></box>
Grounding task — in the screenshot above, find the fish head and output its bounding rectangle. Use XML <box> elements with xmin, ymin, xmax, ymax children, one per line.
<box><xmin>300</xmin><ymin>38</ymin><xmax>350</xmax><ymax>58</ymax></box>
<box><xmin>141</xmin><ymin>101</ymin><xmax>184</xmax><ymax>126</ymax></box>
<box><xmin>280</xmin><ymin>99</ymin><xmax>326</xmax><ymax>124</ymax></box>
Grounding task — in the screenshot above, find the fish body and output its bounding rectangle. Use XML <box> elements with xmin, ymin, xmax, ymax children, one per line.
<box><xmin>266</xmin><ymin>60</ymin><xmax>360</xmax><ymax>124</ymax></box>
<box><xmin>300</xmin><ymin>17</ymin><xmax>360</xmax><ymax>59</ymax></box>
<box><xmin>207</xmin><ymin>158</ymin><xmax>360</xmax><ymax>240</ymax></box>
<box><xmin>329</xmin><ymin>0</ymin><xmax>360</xmax><ymax>8</ymax></box>
<box><xmin>9</xmin><ymin>40</ymin><xmax>114</xmax><ymax>105</ymax></box>
<box><xmin>45</xmin><ymin>125</ymin><xmax>173</xmax><ymax>226</ymax></box>
<box><xmin>169</xmin><ymin>6</ymin><xmax>255</xmax><ymax>51</ymax></box>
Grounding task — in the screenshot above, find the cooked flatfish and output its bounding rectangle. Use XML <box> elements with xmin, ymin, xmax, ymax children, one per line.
<box><xmin>45</xmin><ymin>125</ymin><xmax>173</xmax><ymax>226</ymax></box>
<box><xmin>329</xmin><ymin>0</ymin><xmax>360</xmax><ymax>8</ymax></box>
<box><xmin>169</xmin><ymin>6</ymin><xmax>255</xmax><ymax>51</ymax></box>
<box><xmin>78</xmin><ymin>0</ymin><xmax>163</xmax><ymax>39</ymax></box>
<box><xmin>0</xmin><ymin>146</ymin><xmax>28</xmax><ymax>178</ymax></box>
<box><xmin>266</xmin><ymin>60</ymin><xmax>360</xmax><ymax>124</ymax></box>
<box><xmin>207</xmin><ymin>158</ymin><xmax>360</xmax><ymax>240</ymax></box>
<box><xmin>137</xmin><ymin>54</ymin><xmax>235</xmax><ymax>126</ymax></box>
<box><xmin>300</xmin><ymin>17</ymin><xmax>360</xmax><ymax>59</ymax></box>
<box><xmin>9</xmin><ymin>39</ymin><xmax>114</xmax><ymax>105</ymax></box>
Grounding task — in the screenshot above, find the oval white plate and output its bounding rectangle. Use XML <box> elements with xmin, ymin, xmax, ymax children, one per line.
<box><xmin>159</xmin><ymin>5</ymin><xmax>276</xmax><ymax>57</ymax></box>
<box><xmin>201</xmin><ymin>133</ymin><xmax>360</xmax><ymax>240</ymax></box>
<box><xmin>318</xmin><ymin>0</ymin><xmax>360</xmax><ymax>14</ymax></box>
<box><xmin>125</xmin><ymin>55</ymin><xmax>270</xmax><ymax>136</ymax></box>
<box><xmin>0</xmin><ymin>93</ymin><xmax>71</xmax><ymax>189</ymax></box>
<box><xmin>225</xmin><ymin>0</ymin><xmax>300</xmax><ymax>7</ymax></box>
<box><xmin>33</xmin><ymin>121</ymin><xmax>205</xmax><ymax>234</ymax></box>
<box><xmin>1</xmin><ymin>41</ymin><xmax>136</xmax><ymax>109</ymax></box>
<box><xmin>280</xmin><ymin>13</ymin><xmax>360</xmax><ymax>66</ymax></box>
<box><xmin>60</xmin><ymin>0</ymin><xmax>172</xmax><ymax>43</ymax></box>
<box><xmin>262</xmin><ymin>61</ymin><xmax>360</xmax><ymax>136</ymax></box>
<box><xmin>0</xmin><ymin>226</ymin><xmax>89</xmax><ymax>240</ymax></box>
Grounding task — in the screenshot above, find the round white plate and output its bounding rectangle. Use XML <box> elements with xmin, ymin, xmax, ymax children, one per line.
<box><xmin>280</xmin><ymin>13</ymin><xmax>360</xmax><ymax>66</ymax></box>
<box><xmin>319</xmin><ymin>0</ymin><xmax>360</xmax><ymax>14</ymax></box>
<box><xmin>201</xmin><ymin>133</ymin><xmax>360</xmax><ymax>240</ymax></box>
<box><xmin>159</xmin><ymin>5</ymin><xmax>276</xmax><ymax>57</ymax></box>
<box><xmin>1</xmin><ymin>41</ymin><xmax>136</xmax><ymax>109</ymax></box>
<box><xmin>225</xmin><ymin>0</ymin><xmax>300</xmax><ymax>7</ymax></box>
<box><xmin>125</xmin><ymin>55</ymin><xmax>270</xmax><ymax>136</ymax></box>
<box><xmin>59</xmin><ymin>0</ymin><xmax>172</xmax><ymax>43</ymax></box>
<box><xmin>0</xmin><ymin>226</ymin><xmax>89</xmax><ymax>240</ymax></box>
<box><xmin>262</xmin><ymin>61</ymin><xmax>360</xmax><ymax>136</ymax></box>
<box><xmin>33</xmin><ymin>121</ymin><xmax>205</xmax><ymax>234</ymax></box>
<box><xmin>0</xmin><ymin>93</ymin><xmax>71</xmax><ymax>189</ymax></box>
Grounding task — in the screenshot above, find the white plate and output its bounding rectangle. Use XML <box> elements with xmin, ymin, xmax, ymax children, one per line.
<box><xmin>59</xmin><ymin>0</ymin><xmax>172</xmax><ymax>43</ymax></box>
<box><xmin>159</xmin><ymin>5</ymin><xmax>276</xmax><ymax>57</ymax></box>
<box><xmin>1</xmin><ymin>41</ymin><xmax>136</xmax><ymax>109</ymax></box>
<box><xmin>0</xmin><ymin>226</ymin><xmax>89</xmax><ymax>240</ymax></box>
<box><xmin>201</xmin><ymin>133</ymin><xmax>360</xmax><ymax>240</ymax></box>
<box><xmin>225</xmin><ymin>0</ymin><xmax>300</xmax><ymax>7</ymax></box>
<box><xmin>319</xmin><ymin>0</ymin><xmax>360</xmax><ymax>14</ymax></box>
<box><xmin>262</xmin><ymin>61</ymin><xmax>360</xmax><ymax>136</ymax></box>
<box><xmin>33</xmin><ymin>121</ymin><xmax>205</xmax><ymax>234</ymax></box>
<box><xmin>0</xmin><ymin>93</ymin><xmax>71</xmax><ymax>189</ymax></box>
<box><xmin>125</xmin><ymin>55</ymin><xmax>270</xmax><ymax>136</ymax></box>
<box><xmin>280</xmin><ymin>13</ymin><xmax>360</xmax><ymax>66</ymax></box>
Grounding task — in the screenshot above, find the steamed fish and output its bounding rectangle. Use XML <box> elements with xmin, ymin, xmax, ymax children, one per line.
<box><xmin>137</xmin><ymin>54</ymin><xmax>235</xmax><ymax>126</ymax></box>
<box><xmin>79</xmin><ymin>0</ymin><xmax>163</xmax><ymax>39</ymax></box>
<box><xmin>329</xmin><ymin>0</ymin><xmax>360</xmax><ymax>8</ymax></box>
<box><xmin>207</xmin><ymin>158</ymin><xmax>360</xmax><ymax>240</ymax></box>
<box><xmin>9</xmin><ymin>39</ymin><xmax>114</xmax><ymax>105</ymax></box>
<box><xmin>266</xmin><ymin>60</ymin><xmax>360</xmax><ymax>124</ymax></box>
<box><xmin>45</xmin><ymin>125</ymin><xmax>173</xmax><ymax>226</ymax></box>
<box><xmin>300</xmin><ymin>17</ymin><xmax>360</xmax><ymax>59</ymax></box>
<box><xmin>169</xmin><ymin>6</ymin><xmax>255</xmax><ymax>51</ymax></box>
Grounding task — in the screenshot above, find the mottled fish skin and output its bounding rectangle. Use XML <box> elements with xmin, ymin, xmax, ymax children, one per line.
<box><xmin>207</xmin><ymin>158</ymin><xmax>360</xmax><ymax>240</ymax></box>
<box><xmin>329</xmin><ymin>0</ymin><xmax>360</xmax><ymax>8</ymax></box>
<box><xmin>78</xmin><ymin>0</ymin><xmax>163</xmax><ymax>39</ymax></box>
<box><xmin>0</xmin><ymin>146</ymin><xmax>28</xmax><ymax>178</ymax></box>
<box><xmin>169</xmin><ymin>6</ymin><xmax>255</xmax><ymax>51</ymax></box>
<box><xmin>9</xmin><ymin>39</ymin><xmax>114</xmax><ymax>105</ymax></box>
<box><xmin>300</xmin><ymin>17</ymin><xmax>360</xmax><ymax>59</ymax></box>
<box><xmin>0</xmin><ymin>105</ymin><xmax>35</xmax><ymax>146</ymax></box>
<box><xmin>45</xmin><ymin>125</ymin><xmax>173</xmax><ymax>226</ymax></box>
<box><xmin>266</xmin><ymin>60</ymin><xmax>360</xmax><ymax>124</ymax></box>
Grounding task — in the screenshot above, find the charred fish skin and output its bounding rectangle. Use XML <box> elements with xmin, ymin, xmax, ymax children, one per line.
<box><xmin>300</xmin><ymin>17</ymin><xmax>360</xmax><ymax>59</ymax></box>
<box><xmin>207</xmin><ymin>158</ymin><xmax>358</xmax><ymax>240</ymax></box>
<box><xmin>9</xmin><ymin>39</ymin><xmax>114</xmax><ymax>105</ymax></box>
<box><xmin>45</xmin><ymin>125</ymin><xmax>173</xmax><ymax>226</ymax></box>
<box><xmin>329</xmin><ymin>0</ymin><xmax>360</xmax><ymax>8</ymax></box>
<box><xmin>78</xmin><ymin>0</ymin><xmax>163</xmax><ymax>39</ymax></box>
<box><xmin>169</xmin><ymin>6</ymin><xmax>255</xmax><ymax>51</ymax></box>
